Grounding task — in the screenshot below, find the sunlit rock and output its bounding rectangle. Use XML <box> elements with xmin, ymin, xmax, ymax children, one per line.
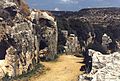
<box><xmin>79</xmin><ymin>49</ymin><xmax>120</xmax><ymax>81</ymax></box>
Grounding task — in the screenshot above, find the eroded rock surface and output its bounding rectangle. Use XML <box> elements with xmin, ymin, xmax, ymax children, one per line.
<box><xmin>79</xmin><ymin>49</ymin><xmax>120</xmax><ymax>81</ymax></box>
<box><xmin>0</xmin><ymin>0</ymin><xmax>58</xmax><ymax>79</ymax></box>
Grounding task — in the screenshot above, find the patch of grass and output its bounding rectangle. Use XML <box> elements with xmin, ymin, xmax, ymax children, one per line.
<box><xmin>54</xmin><ymin>54</ymin><xmax>59</xmax><ymax>60</ymax></box>
<box><xmin>11</xmin><ymin>63</ymin><xmax>44</xmax><ymax>81</ymax></box>
<box><xmin>1</xmin><ymin>73</ymin><xmax>10</xmax><ymax>81</ymax></box>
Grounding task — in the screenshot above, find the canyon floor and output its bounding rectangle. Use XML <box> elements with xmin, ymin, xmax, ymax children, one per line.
<box><xmin>29</xmin><ymin>54</ymin><xmax>84</xmax><ymax>81</ymax></box>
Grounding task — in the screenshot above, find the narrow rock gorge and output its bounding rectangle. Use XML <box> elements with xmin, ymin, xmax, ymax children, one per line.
<box><xmin>51</xmin><ymin>8</ymin><xmax>120</xmax><ymax>81</ymax></box>
<box><xmin>0</xmin><ymin>0</ymin><xmax>120</xmax><ymax>80</ymax></box>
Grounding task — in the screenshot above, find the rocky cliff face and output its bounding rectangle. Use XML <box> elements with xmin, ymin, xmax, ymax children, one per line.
<box><xmin>79</xmin><ymin>49</ymin><xmax>120</xmax><ymax>81</ymax></box>
<box><xmin>0</xmin><ymin>0</ymin><xmax>58</xmax><ymax>78</ymax></box>
<box><xmin>51</xmin><ymin>8</ymin><xmax>120</xmax><ymax>53</ymax></box>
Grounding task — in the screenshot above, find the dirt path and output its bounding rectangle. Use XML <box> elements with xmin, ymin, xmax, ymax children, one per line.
<box><xmin>30</xmin><ymin>55</ymin><xmax>84</xmax><ymax>81</ymax></box>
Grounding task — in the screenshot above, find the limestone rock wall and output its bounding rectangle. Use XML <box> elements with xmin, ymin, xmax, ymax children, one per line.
<box><xmin>79</xmin><ymin>49</ymin><xmax>120</xmax><ymax>81</ymax></box>
<box><xmin>0</xmin><ymin>0</ymin><xmax>58</xmax><ymax>78</ymax></box>
<box><xmin>59</xmin><ymin>30</ymin><xmax>80</xmax><ymax>54</ymax></box>
<box><xmin>30</xmin><ymin>9</ymin><xmax>58</xmax><ymax>60</ymax></box>
<box><xmin>65</xmin><ymin>34</ymin><xmax>80</xmax><ymax>54</ymax></box>
<box><xmin>0</xmin><ymin>13</ymin><xmax>38</xmax><ymax>78</ymax></box>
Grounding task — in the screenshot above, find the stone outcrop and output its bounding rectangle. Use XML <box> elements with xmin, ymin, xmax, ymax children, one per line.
<box><xmin>0</xmin><ymin>0</ymin><xmax>58</xmax><ymax>79</ymax></box>
<box><xmin>64</xmin><ymin>33</ymin><xmax>80</xmax><ymax>54</ymax></box>
<box><xmin>30</xmin><ymin>9</ymin><xmax>58</xmax><ymax>60</ymax></box>
<box><xmin>57</xmin><ymin>30</ymin><xmax>81</xmax><ymax>54</ymax></box>
<box><xmin>79</xmin><ymin>49</ymin><xmax>120</xmax><ymax>81</ymax></box>
<box><xmin>102</xmin><ymin>33</ymin><xmax>112</xmax><ymax>53</ymax></box>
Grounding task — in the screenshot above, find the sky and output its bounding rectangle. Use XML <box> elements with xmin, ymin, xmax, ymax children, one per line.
<box><xmin>26</xmin><ymin>0</ymin><xmax>120</xmax><ymax>11</ymax></box>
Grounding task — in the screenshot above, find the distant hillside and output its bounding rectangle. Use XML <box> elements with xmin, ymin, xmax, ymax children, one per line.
<box><xmin>50</xmin><ymin>7</ymin><xmax>120</xmax><ymax>53</ymax></box>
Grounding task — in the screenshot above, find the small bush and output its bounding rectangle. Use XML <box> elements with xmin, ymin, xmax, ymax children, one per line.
<box><xmin>19</xmin><ymin>1</ymin><xmax>30</xmax><ymax>16</ymax></box>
